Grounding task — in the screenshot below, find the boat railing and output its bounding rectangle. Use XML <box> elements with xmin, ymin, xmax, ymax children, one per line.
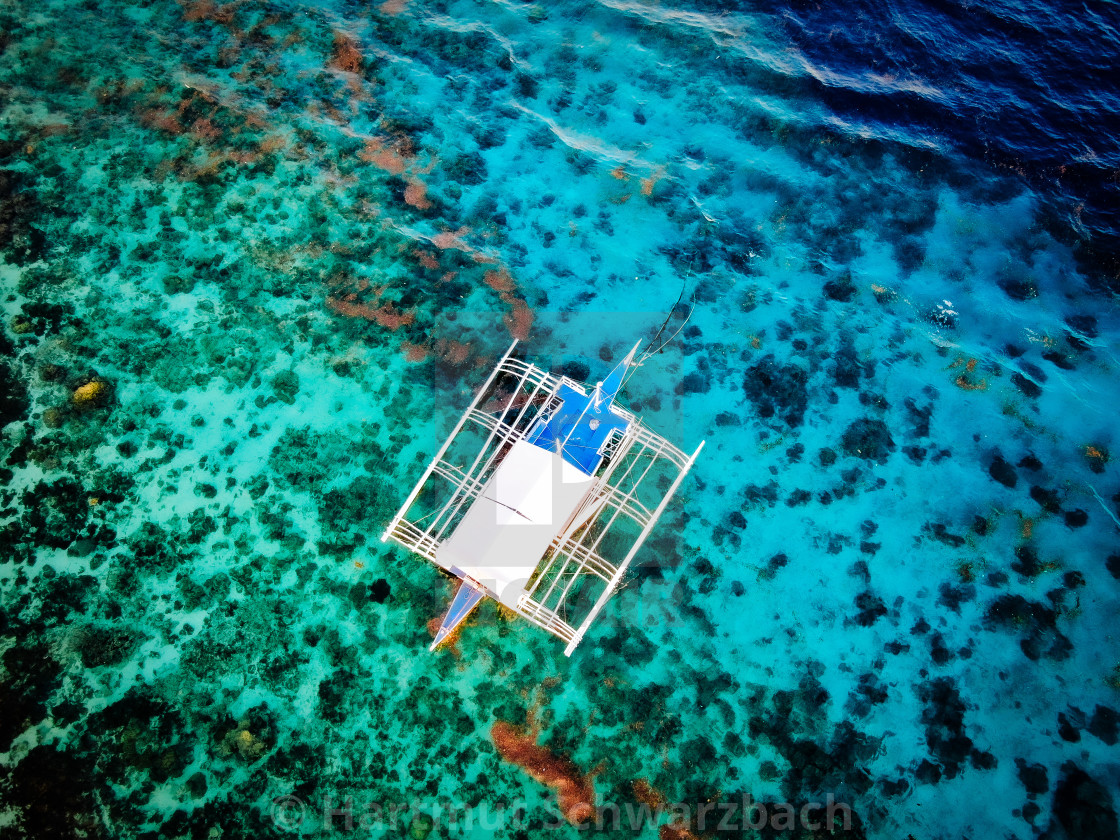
<box><xmin>514</xmin><ymin>598</ymin><xmax>578</xmax><ymax>642</ymax></box>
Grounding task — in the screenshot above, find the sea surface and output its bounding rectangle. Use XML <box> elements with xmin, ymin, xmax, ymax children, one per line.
<box><xmin>1</xmin><ymin>0</ymin><xmax>1119</xmax><ymax>838</ymax></box>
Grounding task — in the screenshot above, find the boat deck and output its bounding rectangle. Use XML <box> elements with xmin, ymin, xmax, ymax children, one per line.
<box><xmin>524</xmin><ymin>382</ymin><xmax>630</xmax><ymax>474</ymax></box>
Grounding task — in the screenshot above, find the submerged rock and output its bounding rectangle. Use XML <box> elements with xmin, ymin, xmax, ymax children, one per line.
<box><xmin>997</xmin><ymin>272</ymin><xmax>1037</xmax><ymax>301</ymax></box>
<box><xmin>831</xmin><ymin>336</ymin><xmax>863</xmax><ymax>388</ymax></box>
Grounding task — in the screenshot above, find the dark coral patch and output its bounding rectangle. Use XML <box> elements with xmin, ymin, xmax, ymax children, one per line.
<box><xmin>757</xmin><ymin>552</ymin><xmax>788</xmax><ymax>582</ymax></box>
<box><xmin>1042</xmin><ymin>350</ymin><xmax>1075</xmax><ymax>369</ymax></box>
<box><xmin>902</xmin><ymin>444</ymin><xmax>926</xmax><ymax>463</ymax></box>
<box><xmin>1087</xmin><ymin>705</ymin><xmax>1119</xmax><ymax>746</ymax></box>
<box><xmin>742</xmin><ymin>356</ymin><xmax>809</xmax><ymax>427</ymax></box>
<box><xmin>786</xmin><ymin>488</ymin><xmax>812</xmax><ymax>507</ymax></box>
<box><xmin>831</xmin><ymin>336</ymin><xmax>863</xmax><ymax>388</ymax></box>
<box><xmin>1058</xmin><ymin>709</ymin><xmax>1083</xmax><ymax>742</ymax></box>
<box><xmin>1011</xmin><ymin>545</ymin><xmax>1044</xmax><ymax>579</ymax></box>
<box><xmin>903</xmin><ymin>397</ymin><xmax>933</xmax><ymax>438</ymax></box>
<box><xmin>1107</xmin><ymin>554</ymin><xmax>1120</xmax><ymax>579</ymax></box>
<box><xmin>1048</xmin><ymin>763</ymin><xmax>1119</xmax><ymax>840</ymax></box>
<box><xmin>971</xmin><ymin>749</ymin><xmax>997</xmax><ymax>770</ymax></box>
<box><xmin>1029</xmin><ymin>484</ymin><xmax>1062</xmax><ymax>512</ymax></box>
<box><xmin>823</xmin><ymin>271</ymin><xmax>856</xmax><ymax>302</ymax></box>
<box><xmin>1063</xmin><ymin>508</ymin><xmax>1088</xmax><ymax>528</ymax></box>
<box><xmin>937</xmin><ymin>582</ymin><xmax>975</xmax><ymax>614</ymax></box>
<box><xmin>850</xmin><ymin>591</ymin><xmax>888</xmax><ymax>627</ymax></box>
<box><xmin>1011</xmin><ymin>372</ymin><xmax>1042</xmax><ymax>397</ymax></box>
<box><xmin>1016</xmin><ymin>758</ymin><xmax>1049</xmax><ymax>795</ymax></box>
<box><xmin>845</xmin><ymin>672</ymin><xmax>889</xmax><ymax>719</ymax></box>
<box><xmin>0</xmin><ymin>168</ymin><xmax>47</xmax><ymax>266</ymax></box>
<box><xmin>71</xmin><ymin>624</ymin><xmax>145</xmax><ymax>668</ymax></box>
<box><xmin>915</xmin><ymin>677</ymin><xmax>975</xmax><ymax>779</ymax></box>
<box><xmin>997</xmin><ymin>272</ymin><xmax>1037</xmax><ymax>300</ymax></box>
<box><xmin>988</xmin><ymin>455</ymin><xmax>1018</xmax><ymax>488</ymax></box>
<box><xmin>0</xmin><ymin>746</ymin><xmax>102</xmax><ymax>837</ymax></box>
<box><xmin>0</xmin><ymin>641</ymin><xmax>63</xmax><ymax>750</ymax></box>
<box><xmin>984</xmin><ymin>594</ymin><xmax>1071</xmax><ymax>661</ymax></box>
<box><xmin>840</xmin><ymin>418</ymin><xmax>895</xmax><ymax>463</ymax></box>
<box><xmin>923</xmin><ymin>522</ymin><xmax>965</xmax><ymax>547</ymax></box>
<box><xmin>1065</xmin><ymin>313</ymin><xmax>1098</xmax><ymax>345</ymax></box>
<box><xmin>0</xmin><ymin>358</ymin><xmax>30</xmax><ymax>427</ymax></box>
<box><xmin>369</xmin><ymin>578</ymin><xmax>391</xmax><ymax>603</ymax></box>
<box><xmin>929</xmin><ymin>633</ymin><xmax>952</xmax><ymax>664</ymax></box>
<box><xmin>914</xmin><ymin>758</ymin><xmax>942</xmax><ymax>783</ymax></box>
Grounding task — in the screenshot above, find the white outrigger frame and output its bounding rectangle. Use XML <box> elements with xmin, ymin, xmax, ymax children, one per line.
<box><xmin>382</xmin><ymin>340</ymin><xmax>704</xmax><ymax>656</ymax></box>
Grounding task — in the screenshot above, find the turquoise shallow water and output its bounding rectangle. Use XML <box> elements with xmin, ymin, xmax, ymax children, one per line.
<box><xmin>1</xmin><ymin>1</ymin><xmax>1119</xmax><ymax>838</ymax></box>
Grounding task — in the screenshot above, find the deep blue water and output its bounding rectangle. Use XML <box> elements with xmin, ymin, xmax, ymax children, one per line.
<box><xmin>767</xmin><ymin>0</ymin><xmax>1120</xmax><ymax>268</ymax></box>
<box><xmin>1</xmin><ymin>0</ymin><xmax>1119</xmax><ymax>838</ymax></box>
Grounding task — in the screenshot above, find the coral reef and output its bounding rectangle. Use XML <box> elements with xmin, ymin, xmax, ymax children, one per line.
<box><xmin>0</xmin><ymin>1</ymin><xmax>1116</xmax><ymax>839</ymax></box>
<box><xmin>70</xmin><ymin>376</ymin><xmax>113</xmax><ymax>410</ymax></box>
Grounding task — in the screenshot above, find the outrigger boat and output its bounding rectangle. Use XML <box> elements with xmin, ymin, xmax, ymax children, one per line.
<box><xmin>381</xmin><ymin>340</ymin><xmax>704</xmax><ymax>656</ymax></box>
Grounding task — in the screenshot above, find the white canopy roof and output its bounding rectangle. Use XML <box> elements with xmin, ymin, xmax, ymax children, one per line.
<box><xmin>435</xmin><ymin>439</ymin><xmax>594</xmax><ymax>607</ymax></box>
